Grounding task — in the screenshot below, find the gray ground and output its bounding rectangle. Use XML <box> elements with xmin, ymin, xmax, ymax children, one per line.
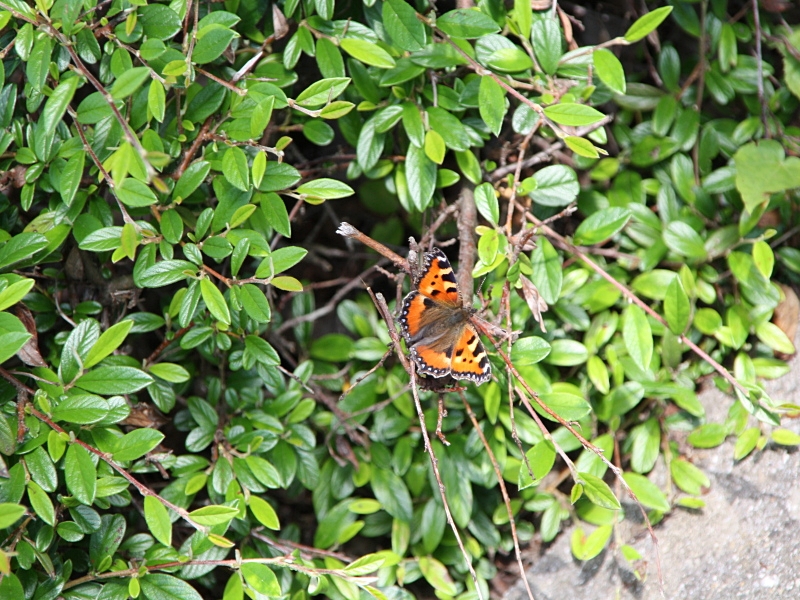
<box><xmin>504</xmin><ymin>331</ymin><xmax>800</xmax><ymax>600</ymax></box>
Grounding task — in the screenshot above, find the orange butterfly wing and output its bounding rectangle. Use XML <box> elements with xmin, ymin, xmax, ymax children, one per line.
<box><xmin>415</xmin><ymin>248</ymin><xmax>461</xmax><ymax>307</ymax></box>
<box><xmin>449</xmin><ymin>324</ymin><xmax>491</xmax><ymax>383</ymax></box>
<box><xmin>399</xmin><ymin>249</ymin><xmax>491</xmax><ymax>384</ymax></box>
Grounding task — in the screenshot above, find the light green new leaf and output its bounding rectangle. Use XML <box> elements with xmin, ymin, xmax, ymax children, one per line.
<box><xmin>189</xmin><ymin>505</ymin><xmax>239</xmax><ymax>526</ymax></box>
<box><xmin>84</xmin><ymin>320</ymin><xmax>134</xmax><ymax>369</ymax></box>
<box><xmin>544</xmin><ymin>103</ymin><xmax>605</xmax><ymax>127</ymax></box>
<box><xmin>200</xmin><ymin>278</ymin><xmax>231</xmax><ymax>325</ymax></box>
<box><xmin>249</xmin><ymin>496</ymin><xmax>280</xmax><ymax>530</ymax></box>
<box><xmin>240</xmin><ymin>563</ymin><xmax>281</xmax><ymax>596</ymax></box>
<box><xmin>222</xmin><ymin>146</ymin><xmax>250</xmax><ymax>192</ymax></box>
<box><xmin>593</xmin><ymin>48</ymin><xmax>626</xmax><ymax>94</ymax></box>
<box><xmin>625</xmin><ymin>6</ymin><xmax>673</xmax><ymax>42</ymax></box>
<box><xmin>295</xmin><ymin>178</ymin><xmax>354</xmax><ymax>200</ymax></box>
<box><xmin>0</xmin><ymin>278</ymin><xmax>34</xmax><ymax>312</ymax></box>
<box><xmin>340</xmin><ymin>39</ymin><xmax>396</xmax><ymax>69</ymax></box>
<box><xmin>579</xmin><ymin>472</ymin><xmax>621</xmax><ymax>510</ymax></box>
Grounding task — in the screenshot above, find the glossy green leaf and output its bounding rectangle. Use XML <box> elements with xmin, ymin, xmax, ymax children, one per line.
<box><xmin>144</xmin><ymin>495</ymin><xmax>172</xmax><ymax>547</ymax></box>
<box><xmin>112</xmin><ymin>428</ymin><xmax>165</xmax><ymax>462</ymax></box>
<box><xmin>436</xmin><ymin>9</ymin><xmax>500</xmax><ymax>38</ymax></box>
<box><xmin>65</xmin><ymin>444</ymin><xmax>97</xmax><ymax>505</ymax></box>
<box><xmin>76</xmin><ymin>366</ymin><xmax>154</xmax><ymax>395</ymax></box>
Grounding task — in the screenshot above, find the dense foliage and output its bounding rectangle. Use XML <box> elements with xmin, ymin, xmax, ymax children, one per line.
<box><xmin>1</xmin><ymin>0</ymin><xmax>799</xmax><ymax>598</ymax></box>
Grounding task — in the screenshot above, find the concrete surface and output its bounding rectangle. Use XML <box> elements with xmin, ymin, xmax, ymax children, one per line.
<box><xmin>504</xmin><ymin>331</ymin><xmax>800</xmax><ymax>600</ymax></box>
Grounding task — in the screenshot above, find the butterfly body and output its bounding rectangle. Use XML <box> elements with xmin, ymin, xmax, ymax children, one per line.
<box><xmin>398</xmin><ymin>249</ymin><xmax>491</xmax><ymax>384</ymax></box>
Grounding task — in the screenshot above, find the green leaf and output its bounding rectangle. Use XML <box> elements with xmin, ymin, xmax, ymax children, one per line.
<box><xmin>670</xmin><ymin>459</ymin><xmax>709</xmax><ymax>495</ymax></box>
<box><xmin>734</xmin><ymin>427</ymin><xmax>761</xmax><ymax>460</ymax></box>
<box><xmin>0</xmin><ymin>278</ymin><xmax>34</xmax><ymax>312</ymax></box>
<box><xmin>144</xmin><ymin>495</ymin><xmax>172</xmax><ymax>547</ymax></box>
<box><xmin>755</xmin><ymin>321</ymin><xmax>796</xmax><ymax>355</ymax></box>
<box><xmin>173</xmin><ymin>161</ymin><xmax>211</xmax><ymax>201</ymax></box>
<box><xmin>663</xmin><ymin>221</ymin><xmax>707</xmax><ymax>260</ymax></box>
<box><xmin>625</xmin><ymin>6</ymin><xmax>673</xmax><ymax>42</ymax></box>
<box><xmin>383</xmin><ymin>0</ymin><xmax>426</xmax><ymax>51</ymax></box>
<box><xmin>518</xmin><ymin>440</ymin><xmax>556</xmax><ymax>489</ymax></box>
<box><xmin>84</xmin><ymin>320</ymin><xmax>134</xmax><ymax>369</ymax></box>
<box><xmin>544</xmin><ymin>103</ymin><xmax>605</xmax><ymax>127</ymax></box>
<box><xmin>139</xmin><ymin>4</ymin><xmax>182</xmax><ymax>40</ymax></box>
<box><xmin>571</xmin><ymin>524</ymin><xmax>613</xmax><ymax>561</ymax></box>
<box><xmin>239</xmin><ymin>284</ymin><xmax>271</xmax><ymax>323</ymax></box>
<box><xmin>52</xmin><ymin>394</ymin><xmax>110</xmax><ymax>424</ymax></box>
<box><xmin>593</xmin><ymin>48</ymin><xmax>626</xmax><ymax>94</ymax></box>
<box><xmin>76</xmin><ymin>366</ymin><xmax>154</xmax><ymax>395</ymax></box>
<box><xmin>259</xmin><ymin>192</ymin><xmax>291</xmax><ymax>237</ymax></box>
<box><xmin>189</xmin><ymin>504</ymin><xmax>239</xmax><ymax>526</ymax></box>
<box><xmin>371</xmin><ymin>468</ymin><xmax>413</xmax><ymax>522</ymax></box>
<box><xmin>542</xmin><ymin>339</ymin><xmax>587</xmax><ymax>367</ymax></box>
<box><xmin>249</xmin><ymin>496</ymin><xmax>280</xmax><ymax>530</ymax></box>
<box><xmin>531</xmin><ymin>18</ymin><xmax>561</xmax><ymax>75</ymax></box>
<box><xmin>117</xmin><ymin>178</ymin><xmax>158</xmax><ymax>208</ymax></box>
<box><xmin>419</xmin><ymin>556</ymin><xmax>458</xmax><ymax>595</ymax></box>
<box><xmin>424</xmin><ymin>130</ymin><xmax>445</xmax><ymax>164</ymax></box>
<box><xmin>622</xmin><ymin>472</ymin><xmax>669</xmax><ymax>513</ymax></box>
<box><xmin>42</xmin><ymin>76</ymin><xmax>80</xmax><ymax>139</ymax></box>
<box><xmin>664</xmin><ymin>276</ymin><xmax>690</xmax><ymax>335</ymax></box>
<box><xmin>193</xmin><ymin>25</ymin><xmax>237</xmax><ymax>64</ymax></box>
<box><xmin>0</xmin><ymin>503</ymin><xmax>26</xmax><ymax>529</ymax></box>
<box><xmin>240</xmin><ymin>563</ymin><xmax>281</xmax><ymax>596</ymax></box>
<box><xmin>687</xmin><ymin>423</ymin><xmax>728</xmax><ymax>448</ymax></box>
<box><xmin>529</xmin><ymin>165</ymin><xmax>579</xmax><ymax>207</ymax></box>
<box><xmin>141</xmin><ymin>574</ymin><xmax>203</xmax><ymax>600</ymax></box>
<box><xmin>573</xmin><ymin>207</ymin><xmax>631</xmax><ymax>245</ymax></box>
<box><xmin>0</xmin><ymin>232</ymin><xmax>48</xmax><ymax>271</ymax></box>
<box><xmin>564</xmin><ymin>136</ymin><xmax>600</xmax><ymax>158</ymax></box>
<box><xmin>222</xmin><ymin>146</ymin><xmax>250</xmax><ymax>192</ymax></box>
<box><xmin>623</xmin><ymin>304</ymin><xmax>653</xmax><ymax>372</ymax></box>
<box><xmin>530</xmin><ymin>237</ymin><xmax>562</xmax><ymax>305</ymax></box>
<box><xmin>60</xmin><ymin>149</ymin><xmax>86</xmax><ymax>206</ymax></box>
<box><xmin>436</xmin><ymin>9</ymin><xmax>500</xmax><ymax>38</ymax></box>
<box><xmin>113</xmin><ymin>429</ymin><xmax>165</xmax><ymax>462</ymax></box>
<box><xmin>65</xmin><ymin>444</ymin><xmax>97</xmax><ymax>505</ymax></box>
<box><xmin>511</xmin><ymin>336</ymin><xmax>551</xmax><ymax>366</ymax></box>
<box><xmin>200</xmin><ymin>279</ymin><xmax>231</xmax><ymax>325</ymax></box>
<box><xmin>406</xmin><ymin>144</ymin><xmax>437</xmax><ymax>211</ymax></box>
<box><xmin>111</xmin><ymin>67</ymin><xmax>151</xmax><ymax>100</ymax></box>
<box><xmin>27</xmin><ymin>36</ymin><xmax>52</xmax><ymax>92</ymax></box>
<box><xmin>474</xmin><ymin>182</ymin><xmax>500</xmax><ymax>225</ymax></box>
<box><xmin>139</xmin><ymin>260</ymin><xmax>198</xmax><ymax>287</ymax></box>
<box><xmin>478</xmin><ymin>75</ymin><xmax>506</xmax><ymax>135</ymax></box>
<box><xmin>340</xmin><ymin>39</ymin><xmax>396</xmax><ymax>69</ymax></box>
<box><xmin>149</xmin><ymin>362</ymin><xmax>191</xmax><ymax>383</ymax></box>
<box><xmin>148</xmin><ymin>79</ymin><xmax>166</xmax><ymax>123</ymax></box>
<box><xmin>579</xmin><ymin>472</ymin><xmax>621</xmax><ymax>510</ymax></box>
<box><xmin>316</xmin><ymin>37</ymin><xmax>345</xmax><ymax>78</ymax></box>
<box><xmin>295</xmin><ymin>77</ymin><xmax>351</xmax><ymax>108</ymax></box>
<box><xmin>537</xmin><ymin>392</ymin><xmax>592</xmax><ymax>421</ymax></box>
<box><xmin>27</xmin><ymin>480</ymin><xmax>55</xmax><ymax>526</ymax></box>
<box><xmin>296</xmin><ymin>178</ymin><xmax>354</xmax><ymax>200</ymax></box>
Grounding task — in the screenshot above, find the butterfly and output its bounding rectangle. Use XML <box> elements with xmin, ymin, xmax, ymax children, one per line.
<box><xmin>398</xmin><ymin>248</ymin><xmax>491</xmax><ymax>385</ymax></box>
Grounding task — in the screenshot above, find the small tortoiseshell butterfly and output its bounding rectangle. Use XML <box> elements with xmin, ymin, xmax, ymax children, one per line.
<box><xmin>398</xmin><ymin>248</ymin><xmax>491</xmax><ymax>385</ymax></box>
